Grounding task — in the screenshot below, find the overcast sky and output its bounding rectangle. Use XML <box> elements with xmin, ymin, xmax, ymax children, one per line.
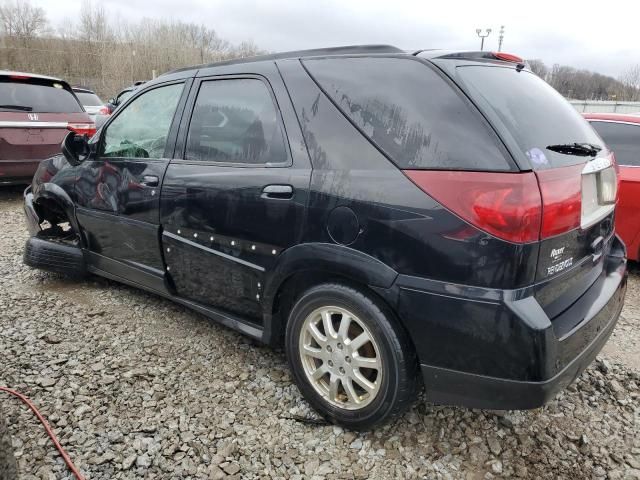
<box><xmin>32</xmin><ymin>0</ymin><xmax>640</xmax><ymax>78</ymax></box>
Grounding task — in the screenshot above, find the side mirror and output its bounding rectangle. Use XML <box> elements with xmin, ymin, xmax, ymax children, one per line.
<box><xmin>61</xmin><ymin>131</ymin><xmax>89</xmax><ymax>166</ymax></box>
<box><xmin>108</xmin><ymin>97</ymin><xmax>116</xmax><ymax>104</ymax></box>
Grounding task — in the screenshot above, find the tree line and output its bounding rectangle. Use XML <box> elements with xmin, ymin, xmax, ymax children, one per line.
<box><xmin>0</xmin><ymin>0</ymin><xmax>264</xmax><ymax>99</ymax></box>
<box><xmin>1</xmin><ymin>0</ymin><xmax>639</xmax><ymax>102</ymax></box>
<box><xmin>525</xmin><ymin>60</ymin><xmax>639</xmax><ymax>101</ymax></box>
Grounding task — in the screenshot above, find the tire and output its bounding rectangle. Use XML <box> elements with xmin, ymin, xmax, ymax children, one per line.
<box><xmin>285</xmin><ymin>283</ymin><xmax>419</xmax><ymax>430</ymax></box>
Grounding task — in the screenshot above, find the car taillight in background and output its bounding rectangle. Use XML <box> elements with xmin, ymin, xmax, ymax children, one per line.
<box><xmin>98</xmin><ymin>105</ymin><xmax>111</xmax><ymax>115</ymax></box>
<box><xmin>67</xmin><ymin>122</ymin><xmax>96</xmax><ymax>137</ymax></box>
<box><xmin>404</xmin><ymin>153</ymin><xmax>617</xmax><ymax>244</ymax></box>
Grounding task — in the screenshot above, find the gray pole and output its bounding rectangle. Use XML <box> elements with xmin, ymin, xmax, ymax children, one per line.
<box><xmin>498</xmin><ymin>25</ymin><xmax>505</xmax><ymax>52</ymax></box>
<box><xmin>476</xmin><ymin>28</ymin><xmax>492</xmax><ymax>51</ymax></box>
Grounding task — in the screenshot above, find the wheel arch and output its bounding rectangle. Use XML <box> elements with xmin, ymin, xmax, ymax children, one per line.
<box><xmin>32</xmin><ymin>183</ymin><xmax>80</xmax><ymax>236</ymax></box>
<box><xmin>261</xmin><ymin>243</ymin><xmax>401</xmax><ymax>345</ymax></box>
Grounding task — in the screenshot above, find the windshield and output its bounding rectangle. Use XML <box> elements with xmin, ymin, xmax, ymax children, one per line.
<box><xmin>0</xmin><ymin>79</ymin><xmax>83</xmax><ymax>113</ymax></box>
<box><xmin>75</xmin><ymin>91</ymin><xmax>103</xmax><ymax>106</ymax></box>
<box><xmin>456</xmin><ymin>66</ymin><xmax>605</xmax><ymax>169</ymax></box>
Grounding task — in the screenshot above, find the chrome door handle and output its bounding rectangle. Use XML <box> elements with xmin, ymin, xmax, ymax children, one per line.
<box><xmin>141</xmin><ymin>175</ymin><xmax>159</xmax><ymax>187</ymax></box>
<box><xmin>261</xmin><ymin>184</ymin><xmax>293</xmax><ymax>199</ymax></box>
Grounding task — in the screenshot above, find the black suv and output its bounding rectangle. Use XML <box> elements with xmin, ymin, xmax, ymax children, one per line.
<box><xmin>23</xmin><ymin>45</ymin><xmax>627</xmax><ymax>429</ymax></box>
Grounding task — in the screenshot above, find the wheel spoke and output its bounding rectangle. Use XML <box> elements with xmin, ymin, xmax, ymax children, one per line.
<box><xmin>302</xmin><ymin>344</ymin><xmax>325</xmax><ymax>360</ymax></box>
<box><xmin>352</xmin><ymin>370</ymin><xmax>376</xmax><ymax>394</ymax></box>
<box><xmin>352</xmin><ymin>355</ymin><xmax>380</xmax><ymax>370</ymax></box>
<box><xmin>348</xmin><ymin>332</ymin><xmax>369</xmax><ymax>351</ymax></box>
<box><xmin>328</xmin><ymin>374</ymin><xmax>340</xmax><ymax>401</ymax></box>
<box><xmin>342</xmin><ymin>377</ymin><xmax>360</xmax><ymax>404</ymax></box>
<box><xmin>308</xmin><ymin>322</ymin><xmax>327</xmax><ymax>346</ymax></box>
<box><xmin>321</xmin><ymin>310</ymin><xmax>337</xmax><ymax>338</ymax></box>
<box><xmin>337</xmin><ymin>313</ymin><xmax>352</xmax><ymax>340</ymax></box>
<box><xmin>311</xmin><ymin>364</ymin><xmax>328</xmax><ymax>380</ymax></box>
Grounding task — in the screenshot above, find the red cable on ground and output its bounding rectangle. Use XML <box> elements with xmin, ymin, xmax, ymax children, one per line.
<box><xmin>0</xmin><ymin>386</ymin><xmax>85</xmax><ymax>480</ymax></box>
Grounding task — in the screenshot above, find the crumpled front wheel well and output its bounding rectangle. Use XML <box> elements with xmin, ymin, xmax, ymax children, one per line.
<box><xmin>34</xmin><ymin>197</ymin><xmax>69</xmax><ymax>227</ymax></box>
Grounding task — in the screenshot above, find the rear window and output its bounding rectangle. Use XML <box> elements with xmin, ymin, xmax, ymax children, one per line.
<box><xmin>456</xmin><ymin>66</ymin><xmax>605</xmax><ymax>169</ymax></box>
<box><xmin>589</xmin><ymin>121</ymin><xmax>640</xmax><ymax>166</ymax></box>
<box><xmin>75</xmin><ymin>91</ymin><xmax>103</xmax><ymax>107</ymax></box>
<box><xmin>0</xmin><ymin>78</ymin><xmax>82</xmax><ymax>113</ymax></box>
<box><xmin>303</xmin><ymin>57</ymin><xmax>513</xmax><ymax>171</ymax></box>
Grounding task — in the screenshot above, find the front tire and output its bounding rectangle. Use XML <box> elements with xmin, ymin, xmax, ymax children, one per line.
<box><xmin>285</xmin><ymin>283</ymin><xmax>418</xmax><ymax>430</ymax></box>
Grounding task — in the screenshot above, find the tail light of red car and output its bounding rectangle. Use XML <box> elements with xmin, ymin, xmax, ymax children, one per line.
<box><xmin>67</xmin><ymin>122</ymin><xmax>96</xmax><ymax>137</ymax></box>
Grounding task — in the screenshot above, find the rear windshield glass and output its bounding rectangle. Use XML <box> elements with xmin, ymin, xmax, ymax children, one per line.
<box><xmin>456</xmin><ymin>66</ymin><xmax>604</xmax><ymax>169</ymax></box>
<box><xmin>303</xmin><ymin>57</ymin><xmax>513</xmax><ymax>171</ymax></box>
<box><xmin>75</xmin><ymin>91</ymin><xmax>103</xmax><ymax>106</ymax></box>
<box><xmin>0</xmin><ymin>79</ymin><xmax>82</xmax><ymax>113</ymax></box>
<box><xmin>589</xmin><ymin>121</ymin><xmax>640</xmax><ymax>166</ymax></box>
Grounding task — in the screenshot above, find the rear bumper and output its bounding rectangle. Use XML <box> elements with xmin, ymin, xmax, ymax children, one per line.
<box><xmin>420</xmin><ymin>285</ymin><xmax>623</xmax><ymax>409</ymax></box>
<box><xmin>395</xmin><ymin>235</ymin><xmax>627</xmax><ymax>410</ymax></box>
<box><xmin>0</xmin><ymin>159</ymin><xmax>41</xmax><ymax>184</ymax></box>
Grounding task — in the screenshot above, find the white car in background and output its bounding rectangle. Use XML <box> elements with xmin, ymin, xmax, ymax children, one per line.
<box><xmin>72</xmin><ymin>87</ymin><xmax>110</xmax><ymax>124</ymax></box>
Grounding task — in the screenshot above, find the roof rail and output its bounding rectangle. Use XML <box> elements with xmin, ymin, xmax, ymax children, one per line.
<box><xmin>166</xmin><ymin>44</ymin><xmax>404</xmax><ymax>75</ymax></box>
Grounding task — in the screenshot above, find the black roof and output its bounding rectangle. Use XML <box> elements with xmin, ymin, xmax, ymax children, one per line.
<box><xmin>166</xmin><ymin>44</ymin><xmax>405</xmax><ymax>75</ymax></box>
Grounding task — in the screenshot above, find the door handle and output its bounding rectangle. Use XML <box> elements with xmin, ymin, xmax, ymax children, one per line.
<box><xmin>261</xmin><ymin>184</ymin><xmax>294</xmax><ymax>199</ymax></box>
<box><xmin>141</xmin><ymin>175</ymin><xmax>159</xmax><ymax>187</ymax></box>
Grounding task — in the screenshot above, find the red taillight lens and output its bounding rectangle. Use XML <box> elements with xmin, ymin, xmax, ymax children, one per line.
<box><xmin>98</xmin><ymin>105</ymin><xmax>111</xmax><ymax>115</ymax></box>
<box><xmin>535</xmin><ymin>164</ymin><xmax>583</xmax><ymax>239</ymax></box>
<box><xmin>9</xmin><ymin>74</ymin><xmax>30</xmax><ymax>80</ymax></box>
<box><xmin>404</xmin><ymin>170</ymin><xmax>542</xmax><ymax>243</ymax></box>
<box><xmin>492</xmin><ymin>52</ymin><xmax>524</xmax><ymax>63</ymax></box>
<box><xmin>67</xmin><ymin>122</ymin><xmax>96</xmax><ymax>137</ymax></box>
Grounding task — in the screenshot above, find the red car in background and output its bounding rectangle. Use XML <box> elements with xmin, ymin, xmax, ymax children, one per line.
<box><xmin>585</xmin><ymin>113</ymin><xmax>640</xmax><ymax>260</ymax></box>
<box><xmin>0</xmin><ymin>71</ymin><xmax>95</xmax><ymax>185</ymax></box>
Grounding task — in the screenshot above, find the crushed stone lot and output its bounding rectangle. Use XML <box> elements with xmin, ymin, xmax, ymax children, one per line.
<box><xmin>0</xmin><ymin>185</ymin><xmax>638</xmax><ymax>480</ymax></box>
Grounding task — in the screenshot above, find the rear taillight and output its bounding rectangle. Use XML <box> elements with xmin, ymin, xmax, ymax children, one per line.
<box><xmin>535</xmin><ymin>164</ymin><xmax>582</xmax><ymax>239</ymax></box>
<box><xmin>404</xmin><ymin>170</ymin><xmax>542</xmax><ymax>243</ymax></box>
<box><xmin>67</xmin><ymin>122</ymin><xmax>96</xmax><ymax>137</ymax></box>
<box><xmin>405</xmin><ymin>156</ymin><xmax>616</xmax><ymax>243</ymax></box>
<box><xmin>98</xmin><ymin>105</ymin><xmax>111</xmax><ymax>115</ymax></box>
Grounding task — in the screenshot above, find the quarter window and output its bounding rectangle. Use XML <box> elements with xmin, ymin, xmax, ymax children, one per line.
<box><xmin>589</xmin><ymin>121</ymin><xmax>640</xmax><ymax>166</ymax></box>
<box><xmin>102</xmin><ymin>83</ymin><xmax>183</xmax><ymax>159</ymax></box>
<box><xmin>303</xmin><ymin>57</ymin><xmax>512</xmax><ymax>171</ymax></box>
<box><xmin>185</xmin><ymin>79</ymin><xmax>287</xmax><ymax>165</ymax></box>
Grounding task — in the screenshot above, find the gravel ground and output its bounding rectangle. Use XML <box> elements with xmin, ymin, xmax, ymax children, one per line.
<box><xmin>0</xmin><ymin>185</ymin><xmax>639</xmax><ymax>480</ymax></box>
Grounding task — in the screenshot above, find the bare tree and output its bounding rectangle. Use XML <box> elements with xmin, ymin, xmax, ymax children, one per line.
<box><xmin>0</xmin><ymin>0</ymin><xmax>48</xmax><ymax>41</ymax></box>
<box><xmin>618</xmin><ymin>64</ymin><xmax>640</xmax><ymax>101</ymax></box>
<box><xmin>527</xmin><ymin>59</ymin><xmax>548</xmax><ymax>79</ymax></box>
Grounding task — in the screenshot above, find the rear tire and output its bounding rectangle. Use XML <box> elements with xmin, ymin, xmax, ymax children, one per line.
<box><xmin>285</xmin><ymin>283</ymin><xmax>418</xmax><ymax>430</ymax></box>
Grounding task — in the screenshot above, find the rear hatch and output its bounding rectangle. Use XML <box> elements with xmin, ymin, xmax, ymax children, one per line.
<box><xmin>0</xmin><ymin>74</ymin><xmax>95</xmax><ymax>166</ymax></box>
<box><xmin>435</xmin><ymin>57</ymin><xmax>617</xmax><ymax>320</ymax></box>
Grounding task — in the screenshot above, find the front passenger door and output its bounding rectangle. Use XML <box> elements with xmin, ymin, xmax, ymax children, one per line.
<box><xmin>75</xmin><ymin>81</ymin><xmax>188</xmax><ymax>284</ymax></box>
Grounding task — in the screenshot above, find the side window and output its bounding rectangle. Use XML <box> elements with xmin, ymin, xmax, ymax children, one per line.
<box><xmin>102</xmin><ymin>83</ymin><xmax>183</xmax><ymax>159</ymax></box>
<box><xmin>590</xmin><ymin>121</ymin><xmax>640</xmax><ymax>166</ymax></box>
<box><xmin>303</xmin><ymin>57</ymin><xmax>512</xmax><ymax>171</ymax></box>
<box><xmin>185</xmin><ymin>79</ymin><xmax>287</xmax><ymax>165</ymax></box>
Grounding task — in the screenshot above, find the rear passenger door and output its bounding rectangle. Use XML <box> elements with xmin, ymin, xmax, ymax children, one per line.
<box><xmin>160</xmin><ymin>65</ymin><xmax>311</xmax><ymax>320</ymax></box>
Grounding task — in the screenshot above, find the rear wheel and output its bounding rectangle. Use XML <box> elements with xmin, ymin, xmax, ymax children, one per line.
<box><xmin>285</xmin><ymin>283</ymin><xmax>418</xmax><ymax>430</ymax></box>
